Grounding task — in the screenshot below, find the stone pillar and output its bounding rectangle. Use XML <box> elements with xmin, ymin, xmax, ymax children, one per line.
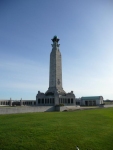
<box><xmin>44</xmin><ymin>98</ymin><xmax>45</xmax><ymax>105</ymax></box>
<box><xmin>73</xmin><ymin>95</ymin><xmax>76</xmax><ymax>106</ymax></box>
<box><xmin>54</xmin><ymin>92</ymin><xmax>59</xmax><ymax>105</ymax></box>
<box><xmin>36</xmin><ymin>98</ymin><xmax>38</xmax><ymax>106</ymax></box>
<box><xmin>36</xmin><ymin>91</ymin><xmax>40</xmax><ymax>106</ymax></box>
<box><xmin>10</xmin><ymin>98</ymin><xmax>12</xmax><ymax>106</ymax></box>
<box><xmin>20</xmin><ymin>98</ymin><xmax>22</xmax><ymax>106</ymax></box>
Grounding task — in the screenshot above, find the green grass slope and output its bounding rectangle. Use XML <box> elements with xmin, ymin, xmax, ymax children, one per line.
<box><xmin>0</xmin><ymin>108</ymin><xmax>113</xmax><ymax>150</ymax></box>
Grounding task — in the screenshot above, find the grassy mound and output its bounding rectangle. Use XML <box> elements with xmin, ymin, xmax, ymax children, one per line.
<box><xmin>0</xmin><ymin>108</ymin><xmax>113</xmax><ymax>150</ymax></box>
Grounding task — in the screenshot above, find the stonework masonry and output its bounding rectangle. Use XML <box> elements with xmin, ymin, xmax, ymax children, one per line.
<box><xmin>0</xmin><ymin>106</ymin><xmax>55</xmax><ymax>114</ymax></box>
<box><xmin>36</xmin><ymin>36</ymin><xmax>76</xmax><ymax>106</ymax></box>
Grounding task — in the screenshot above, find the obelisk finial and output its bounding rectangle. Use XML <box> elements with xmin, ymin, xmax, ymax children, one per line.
<box><xmin>51</xmin><ymin>35</ymin><xmax>59</xmax><ymax>43</ymax></box>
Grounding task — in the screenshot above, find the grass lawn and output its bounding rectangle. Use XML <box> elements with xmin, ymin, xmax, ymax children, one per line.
<box><xmin>0</xmin><ymin>108</ymin><xmax>113</xmax><ymax>150</ymax></box>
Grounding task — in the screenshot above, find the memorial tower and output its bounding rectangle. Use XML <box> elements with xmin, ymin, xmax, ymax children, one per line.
<box><xmin>46</xmin><ymin>36</ymin><xmax>65</xmax><ymax>94</ymax></box>
<box><xmin>36</xmin><ymin>36</ymin><xmax>76</xmax><ymax>106</ymax></box>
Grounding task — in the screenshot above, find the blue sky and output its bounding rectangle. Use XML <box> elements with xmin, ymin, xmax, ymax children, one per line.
<box><xmin>0</xmin><ymin>0</ymin><xmax>113</xmax><ymax>100</ymax></box>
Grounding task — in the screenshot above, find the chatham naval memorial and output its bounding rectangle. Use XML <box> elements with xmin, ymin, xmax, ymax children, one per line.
<box><xmin>0</xmin><ymin>36</ymin><xmax>104</xmax><ymax>114</ymax></box>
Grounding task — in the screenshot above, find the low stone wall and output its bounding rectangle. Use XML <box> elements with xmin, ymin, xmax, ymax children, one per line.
<box><xmin>104</xmin><ymin>105</ymin><xmax>113</xmax><ymax>108</ymax></box>
<box><xmin>56</xmin><ymin>106</ymin><xmax>78</xmax><ymax>112</ymax></box>
<box><xmin>1</xmin><ymin>105</ymin><xmax>112</xmax><ymax>114</ymax></box>
<box><xmin>0</xmin><ymin>106</ymin><xmax>55</xmax><ymax>114</ymax></box>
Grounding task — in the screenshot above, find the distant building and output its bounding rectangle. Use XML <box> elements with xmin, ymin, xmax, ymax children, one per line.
<box><xmin>81</xmin><ymin>96</ymin><xmax>103</xmax><ymax>106</ymax></box>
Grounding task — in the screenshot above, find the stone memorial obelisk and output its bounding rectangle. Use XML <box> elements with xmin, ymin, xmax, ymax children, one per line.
<box><xmin>36</xmin><ymin>36</ymin><xmax>76</xmax><ymax>106</ymax></box>
<box><xmin>46</xmin><ymin>36</ymin><xmax>65</xmax><ymax>94</ymax></box>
